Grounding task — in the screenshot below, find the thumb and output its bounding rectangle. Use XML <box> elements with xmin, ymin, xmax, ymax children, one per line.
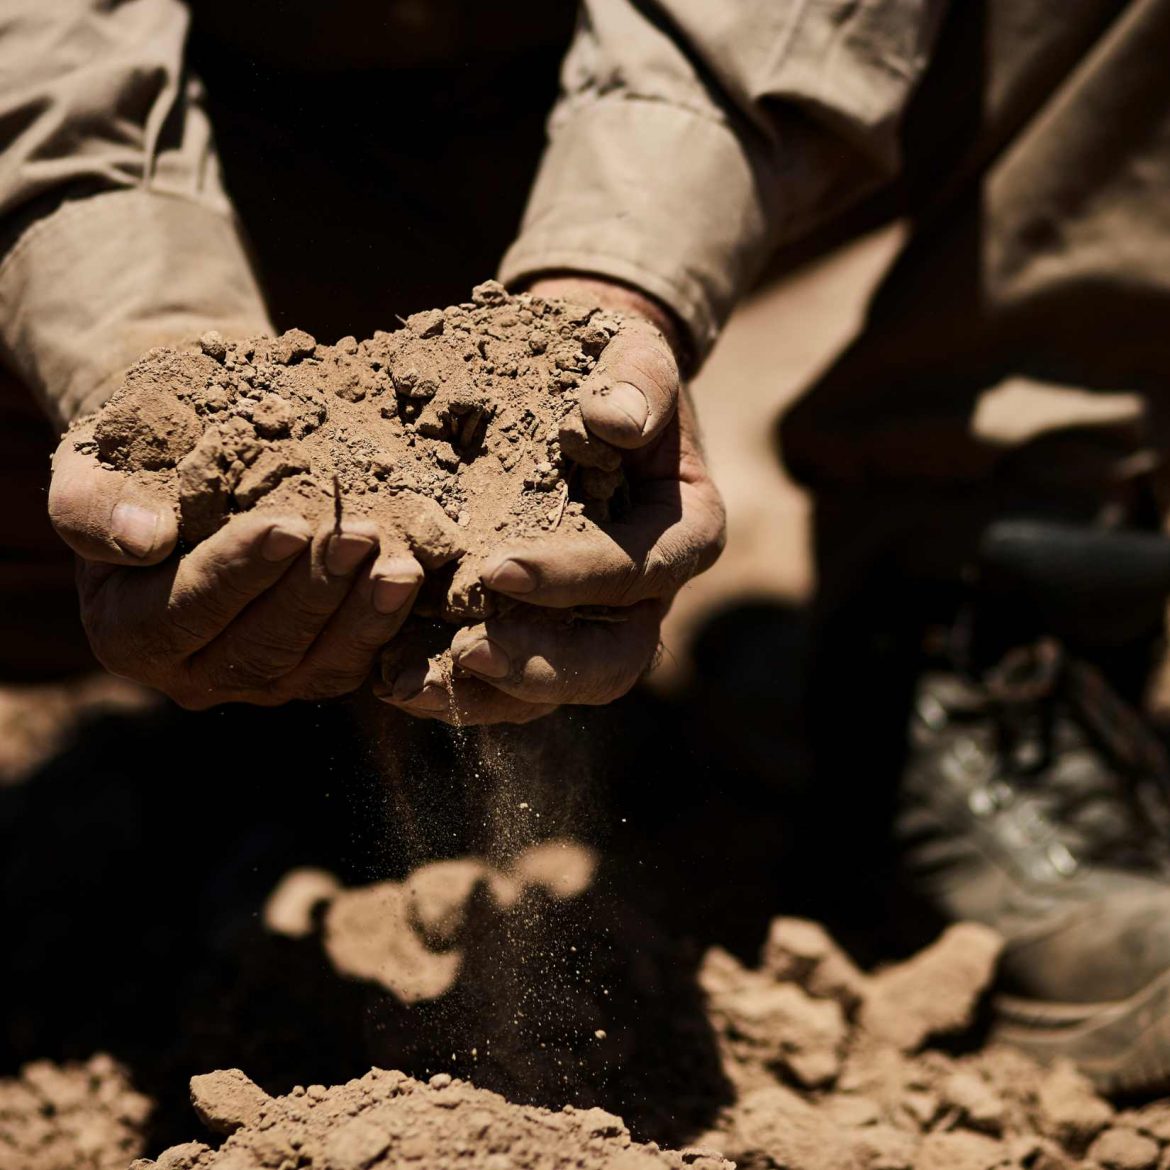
<box><xmin>578</xmin><ymin>315</ymin><xmax>680</xmax><ymax>450</ymax></box>
<box><xmin>49</xmin><ymin>433</ymin><xmax>179</xmax><ymax>565</ymax></box>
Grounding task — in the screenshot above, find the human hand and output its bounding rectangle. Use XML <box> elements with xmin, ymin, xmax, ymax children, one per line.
<box><xmin>50</xmin><ymin>422</ymin><xmax>423</xmax><ymax>708</ymax></box>
<box><xmin>377</xmin><ymin>277</ymin><xmax>725</xmax><ymax>724</ymax></box>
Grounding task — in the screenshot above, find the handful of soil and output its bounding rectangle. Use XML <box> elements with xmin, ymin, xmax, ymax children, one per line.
<box><xmin>78</xmin><ymin>281</ymin><xmax>627</xmax><ymax>626</ymax></box>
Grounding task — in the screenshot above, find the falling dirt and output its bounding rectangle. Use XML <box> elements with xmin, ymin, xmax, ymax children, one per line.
<box><xmin>76</xmin><ymin>281</ymin><xmax>625</xmax><ymax>626</ymax></box>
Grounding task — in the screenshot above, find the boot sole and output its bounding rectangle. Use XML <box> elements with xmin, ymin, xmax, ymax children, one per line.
<box><xmin>994</xmin><ymin>966</ymin><xmax>1170</xmax><ymax>1094</ymax></box>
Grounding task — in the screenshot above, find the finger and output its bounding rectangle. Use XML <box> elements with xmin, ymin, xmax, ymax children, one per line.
<box><xmin>578</xmin><ymin>316</ymin><xmax>678</xmax><ymax>450</ymax></box>
<box><xmin>376</xmin><ymin>662</ymin><xmax>557</xmax><ymax>726</ymax></box>
<box><xmin>480</xmin><ymin>478</ymin><xmax>725</xmax><ymax>608</ymax></box>
<box><xmin>450</xmin><ymin>602</ymin><xmax>662</xmax><ymax>706</ymax></box>
<box><xmin>78</xmin><ymin>511</ymin><xmax>311</xmax><ymax>674</ymax></box>
<box><xmin>373</xmin><ymin>629</ymin><xmax>557</xmax><ymax>724</ymax></box>
<box><xmin>188</xmin><ymin>515</ymin><xmax>378</xmax><ymax>691</ymax></box>
<box><xmin>50</xmin><ymin>435</ymin><xmax>178</xmax><ymax>565</ymax></box>
<box><xmin>274</xmin><ymin>551</ymin><xmax>424</xmax><ymax>701</ymax></box>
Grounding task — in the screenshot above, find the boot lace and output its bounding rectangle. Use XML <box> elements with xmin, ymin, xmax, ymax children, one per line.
<box><xmin>981</xmin><ymin>640</ymin><xmax>1170</xmax><ymax>873</ymax></box>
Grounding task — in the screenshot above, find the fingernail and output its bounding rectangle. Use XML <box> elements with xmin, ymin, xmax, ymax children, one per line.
<box><xmin>373</xmin><ymin>576</ymin><xmax>416</xmax><ymax>615</ymax></box>
<box><xmin>262</xmin><ymin>526</ymin><xmax>309</xmax><ymax>562</ymax></box>
<box><xmin>457</xmin><ymin>636</ymin><xmax>510</xmax><ymax>679</ymax></box>
<box><xmin>600</xmin><ymin>381</ymin><xmax>648</xmax><ymax>434</ymax></box>
<box><xmin>484</xmin><ymin>558</ymin><xmax>536</xmax><ymax>594</ymax></box>
<box><xmin>111</xmin><ymin>502</ymin><xmax>161</xmax><ymax>559</ymax></box>
<box><xmin>326</xmin><ymin>532</ymin><xmax>376</xmax><ymax>576</ymax></box>
<box><xmin>386</xmin><ymin>663</ymin><xmax>427</xmax><ymax>701</ymax></box>
<box><xmin>409</xmin><ymin>685</ymin><xmax>450</xmax><ymax>712</ymax></box>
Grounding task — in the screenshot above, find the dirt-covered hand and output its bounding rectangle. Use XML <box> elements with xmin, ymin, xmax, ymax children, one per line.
<box><xmin>50</xmin><ymin>430</ymin><xmax>423</xmax><ymax>708</ymax></box>
<box><xmin>380</xmin><ymin>280</ymin><xmax>725</xmax><ymax>724</ymax></box>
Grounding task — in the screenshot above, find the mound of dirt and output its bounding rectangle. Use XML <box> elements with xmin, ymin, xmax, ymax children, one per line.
<box><xmin>135</xmin><ymin>878</ymin><xmax>1170</xmax><ymax>1170</ymax></box>
<box><xmin>0</xmin><ymin>1054</ymin><xmax>151</xmax><ymax>1170</ymax></box>
<box><xmin>76</xmin><ymin>281</ymin><xmax>626</xmax><ymax>624</ymax></box>
<box><xmin>129</xmin><ymin>1068</ymin><xmax>732</xmax><ymax>1170</ymax></box>
<box><xmin>688</xmin><ymin>915</ymin><xmax>1170</xmax><ymax>1169</ymax></box>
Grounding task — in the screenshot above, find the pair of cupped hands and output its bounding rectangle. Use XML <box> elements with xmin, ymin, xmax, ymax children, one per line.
<box><xmin>48</xmin><ymin>279</ymin><xmax>725</xmax><ymax>724</ymax></box>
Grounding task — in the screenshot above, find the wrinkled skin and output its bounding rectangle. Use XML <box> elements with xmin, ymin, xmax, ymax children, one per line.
<box><xmin>48</xmin><ymin>277</ymin><xmax>724</xmax><ymax>717</ymax></box>
<box><xmin>50</xmin><ymin>428</ymin><xmax>424</xmax><ymax>709</ymax></box>
<box><xmin>375</xmin><ymin>277</ymin><xmax>726</xmax><ymax>725</ymax></box>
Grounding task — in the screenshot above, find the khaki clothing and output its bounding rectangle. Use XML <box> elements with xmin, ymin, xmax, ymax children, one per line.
<box><xmin>500</xmin><ymin>0</ymin><xmax>947</xmax><ymax>363</ymax></box>
<box><xmin>0</xmin><ymin>1</ymin><xmax>581</xmax><ymax>677</ymax></box>
<box><xmin>0</xmin><ymin>1</ymin><xmax>270</xmax><ymax>427</ymax></box>
<box><xmin>775</xmin><ymin>0</ymin><xmax>1170</xmax><ymax>599</ymax></box>
<box><xmin>4</xmin><ymin>0</ymin><xmax>1167</xmax><ymax>438</ymax></box>
<box><xmin>2</xmin><ymin>0</ymin><xmax>1170</xmax><ymax>679</ymax></box>
<box><xmin>0</xmin><ymin>0</ymin><xmax>944</xmax><ymax>423</ymax></box>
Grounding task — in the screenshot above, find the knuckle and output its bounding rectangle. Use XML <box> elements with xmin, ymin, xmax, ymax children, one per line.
<box><xmin>282</xmin><ymin>580</ymin><xmax>346</xmax><ymax>625</ymax></box>
<box><xmin>46</xmin><ymin>494</ymin><xmax>80</xmax><ymax>541</ymax></box>
<box><xmin>394</xmin><ymin>697</ymin><xmax>457</xmax><ymax>724</ymax></box>
<box><xmin>508</xmin><ymin>702</ymin><xmax>557</xmax><ymax>725</ymax></box>
<box><xmin>79</xmin><ymin>607</ymin><xmax>111</xmax><ymax>657</ymax></box>
<box><xmin>176</xmin><ymin>547</ymin><xmax>272</xmax><ymax>620</ymax></box>
<box><xmin>285</xmin><ymin>639</ymin><xmax>379</xmax><ymax>701</ymax></box>
<box><xmin>508</xmin><ymin>630</ymin><xmax>641</xmax><ymax>708</ymax></box>
<box><xmin>611</xmin><ymin>560</ymin><xmax>650</xmax><ymax>604</ymax></box>
<box><xmin>296</xmin><ymin>667</ymin><xmax>365</xmax><ymax>702</ymax></box>
<box><xmin>171</xmin><ymin>687</ymin><xmax>214</xmax><ymax>712</ymax></box>
<box><xmin>155</xmin><ymin>665</ymin><xmax>212</xmax><ymax>710</ymax></box>
<box><xmin>570</xmin><ymin>613</ymin><xmax>659</xmax><ymax>705</ymax></box>
<box><xmin>565</xmin><ymin>659</ymin><xmax>639</xmax><ymax>706</ymax></box>
<box><xmin>227</xmin><ymin>626</ymin><xmax>302</xmax><ymax>679</ymax></box>
<box><xmin>184</xmin><ymin>661</ymin><xmax>279</xmax><ymax>707</ymax></box>
<box><xmin>168</xmin><ymin>581</ymin><xmax>235</xmax><ymax>633</ymax></box>
<box><xmin>197</xmin><ymin>577</ymin><xmax>259</xmax><ymax>625</ymax></box>
<box><xmin>645</xmin><ymin>506</ymin><xmax>724</xmax><ymax>591</ymax></box>
<box><xmin>642</xmin><ymin>543</ymin><xmax>685</xmax><ymax>594</ymax></box>
<box><xmin>87</xmin><ymin>639</ymin><xmax>127</xmax><ymax>678</ymax></box>
<box><xmin>698</xmin><ymin>495</ymin><xmax>728</xmax><ymax>555</ymax></box>
<box><xmin>200</xmin><ymin>653</ymin><xmax>283</xmax><ymax>694</ymax></box>
<box><xmin>621</xmin><ymin>336</ymin><xmax>677</xmax><ymax>398</ymax></box>
<box><xmin>241</xmin><ymin>687</ymin><xmax>288</xmax><ymax>708</ymax></box>
<box><xmin>48</xmin><ymin>476</ymin><xmax>92</xmax><ymax>539</ymax></box>
<box><xmin>82</xmin><ymin>619</ymin><xmax>142</xmax><ymax>679</ymax></box>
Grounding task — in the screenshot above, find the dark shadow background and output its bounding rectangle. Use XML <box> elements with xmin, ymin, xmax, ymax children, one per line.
<box><xmin>0</xmin><ymin>606</ymin><xmax>890</xmax><ymax>1153</ymax></box>
<box><xmin>0</xmin><ymin>2</ymin><xmax>858</xmax><ymax>1155</ymax></box>
<box><xmin>6</xmin><ymin>0</ymin><xmax>1128</xmax><ymax>1156</ymax></box>
<box><xmin>188</xmin><ymin>0</ymin><xmax>579</xmax><ymax>344</ymax></box>
<box><xmin>0</xmin><ymin>0</ymin><xmax>938</xmax><ymax>1154</ymax></box>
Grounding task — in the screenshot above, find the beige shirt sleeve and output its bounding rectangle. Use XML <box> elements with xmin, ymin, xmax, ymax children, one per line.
<box><xmin>500</xmin><ymin>0</ymin><xmax>948</xmax><ymax>364</ymax></box>
<box><xmin>0</xmin><ymin>0</ymin><xmax>272</xmax><ymax>427</ymax></box>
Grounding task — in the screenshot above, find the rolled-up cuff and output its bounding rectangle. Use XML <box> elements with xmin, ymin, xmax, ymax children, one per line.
<box><xmin>0</xmin><ymin>189</ymin><xmax>272</xmax><ymax>427</ymax></box>
<box><xmin>499</xmin><ymin>97</ymin><xmax>775</xmax><ymax>366</ymax></box>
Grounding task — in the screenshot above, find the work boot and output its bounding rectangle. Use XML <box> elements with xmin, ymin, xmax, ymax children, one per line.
<box><xmin>897</xmin><ymin>520</ymin><xmax>1170</xmax><ymax>1092</ymax></box>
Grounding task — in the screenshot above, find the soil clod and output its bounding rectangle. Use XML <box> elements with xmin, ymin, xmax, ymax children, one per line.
<box><xmin>133</xmin><ymin>1070</ymin><xmax>733</xmax><ymax>1170</ymax></box>
<box><xmin>78</xmin><ymin>285</ymin><xmax>627</xmax><ymax>628</ymax></box>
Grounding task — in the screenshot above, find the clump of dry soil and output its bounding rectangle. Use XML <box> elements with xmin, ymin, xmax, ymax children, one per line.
<box><xmin>130</xmin><ymin>1067</ymin><xmax>730</xmax><ymax>1170</ymax></box>
<box><xmin>77</xmin><ymin>281</ymin><xmax>625</xmax><ymax>624</ymax></box>
<box><xmin>0</xmin><ymin>1054</ymin><xmax>151</xmax><ymax>1169</ymax></box>
<box><xmin>263</xmin><ymin>840</ymin><xmax>597</xmax><ymax>1004</ymax></box>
